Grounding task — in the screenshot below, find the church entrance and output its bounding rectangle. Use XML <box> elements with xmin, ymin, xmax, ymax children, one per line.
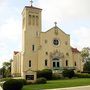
<box><xmin>50</xmin><ymin>50</ymin><xmax>64</xmax><ymax>71</ymax></box>
<box><xmin>52</xmin><ymin>58</ymin><xmax>60</xmax><ymax>69</ymax></box>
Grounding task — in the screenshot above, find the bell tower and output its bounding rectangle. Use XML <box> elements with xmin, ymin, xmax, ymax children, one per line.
<box><xmin>21</xmin><ymin>1</ymin><xmax>42</xmax><ymax>78</ymax></box>
<box><xmin>22</xmin><ymin>1</ymin><xmax>42</xmax><ymax>52</ymax></box>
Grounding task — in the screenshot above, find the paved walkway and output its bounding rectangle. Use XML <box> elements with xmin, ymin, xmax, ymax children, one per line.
<box><xmin>0</xmin><ymin>86</ymin><xmax>3</xmax><ymax>90</ymax></box>
<box><xmin>46</xmin><ymin>86</ymin><xmax>90</xmax><ymax>90</ymax></box>
<box><xmin>1</xmin><ymin>85</ymin><xmax>90</xmax><ymax>90</ymax></box>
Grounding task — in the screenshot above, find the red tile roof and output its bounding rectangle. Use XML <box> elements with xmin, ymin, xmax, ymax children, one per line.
<box><xmin>14</xmin><ymin>51</ymin><xmax>19</xmax><ymax>55</ymax></box>
<box><xmin>71</xmin><ymin>48</ymin><xmax>80</xmax><ymax>53</ymax></box>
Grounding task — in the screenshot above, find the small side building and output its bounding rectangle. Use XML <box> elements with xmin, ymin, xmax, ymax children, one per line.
<box><xmin>71</xmin><ymin>48</ymin><xmax>83</xmax><ymax>72</ymax></box>
<box><xmin>11</xmin><ymin>51</ymin><xmax>21</xmax><ymax>77</ymax></box>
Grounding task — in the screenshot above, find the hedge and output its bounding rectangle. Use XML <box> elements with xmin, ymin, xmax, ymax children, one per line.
<box><xmin>37</xmin><ymin>69</ymin><xmax>52</xmax><ymax>80</ymax></box>
<box><xmin>75</xmin><ymin>73</ymin><xmax>90</xmax><ymax>78</ymax></box>
<box><xmin>62</xmin><ymin>69</ymin><xmax>75</xmax><ymax>78</ymax></box>
<box><xmin>35</xmin><ymin>77</ymin><xmax>47</xmax><ymax>84</ymax></box>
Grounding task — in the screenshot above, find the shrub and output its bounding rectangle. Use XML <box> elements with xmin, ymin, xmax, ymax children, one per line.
<box><xmin>37</xmin><ymin>70</ymin><xmax>43</xmax><ymax>78</ymax></box>
<box><xmin>3</xmin><ymin>79</ymin><xmax>24</xmax><ymax>90</ymax></box>
<box><xmin>17</xmin><ymin>79</ymin><xmax>27</xmax><ymax>85</ymax></box>
<box><xmin>37</xmin><ymin>69</ymin><xmax>52</xmax><ymax>80</ymax></box>
<box><xmin>75</xmin><ymin>73</ymin><xmax>90</xmax><ymax>78</ymax></box>
<box><xmin>35</xmin><ymin>77</ymin><xmax>47</xmax><ymax>84</ymax></box>
<box><xmin>62</xmin><ymin>69</ymin><xmax>75</xmax><ymax>78</ymax></box>
<box><xmin>52</xmin><ymin>73</ymin><xmax>61</xmax><ymax>80</ymax></box>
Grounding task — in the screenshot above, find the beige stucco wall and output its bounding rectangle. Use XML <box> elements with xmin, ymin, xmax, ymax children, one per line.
<box><xmin>11</xmin><ymin>52</ymin><xmax>21</xmax><ymax>76</ymax></box>
<box><xmin>20</xmin><ymin>6</ymin><xmax>42</xmax><ymax>80</ymax></box>
<box><xmin>38</xmin><ymin>27</ymin><xmax>74</xmax><ymax>70</ymax></box>
<box><xmin>72</xmin><ymin>52</ymin><xmax>83</xmax><ymax>72</ymax></box>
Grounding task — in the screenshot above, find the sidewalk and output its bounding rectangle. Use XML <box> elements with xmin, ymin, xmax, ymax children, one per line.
<box><xmin>45</xmin><ymin>85</ymin><xmax>90</xmax><ymax>90</ymax></box>
<box><xmin>1</xmin><ymin>85</ymin><xmax>90</xmax><ymax>90</ymax></box>
<box><xmin>0</xmin><ymin>86</ymin><xmax>3</xmax><ymax>90</ymax></box>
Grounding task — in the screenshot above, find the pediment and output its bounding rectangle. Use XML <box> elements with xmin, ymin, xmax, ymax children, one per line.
<box><xmin>42</xmin><ymin>26</ymin><xmax>69</xmax><ymax>36</ymax></box>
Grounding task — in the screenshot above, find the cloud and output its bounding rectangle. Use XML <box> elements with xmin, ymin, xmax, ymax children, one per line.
<box><xmin>0</xmin><ymin>0</ymin><xmax>8</xmax><ymax>10</ymax></box>
<box><xmin>35</xmin><ymin>0</ymin><xmax>90</xmax><ymax>31</ymax></box>
<box><xmin>0</xmin><ymin>18</ymin><xmax>22</xmax><ymax>67</ymax></box>
<box><xmin>0</xmin><ymin>0</ymin><xmax>22</xmax><ymax>67</ymax></box>
<box><xmin>0</xmin><ymin>0</ymin><xmax>7</xmax><ymax>4</ymax></box>
<box><xmin>71</xmin><ymin>27</ymin><xmax>90</xmax><ymax>50</ymax></box>
<box><xmin>37</xmin><ymin>0</ymin><xmax>90</xmax><ymax>20</ymax></box>
<box><xmin>0</xmin><ymin>18</ymin><xmax>21</xmax><ymax>41</ymax></box>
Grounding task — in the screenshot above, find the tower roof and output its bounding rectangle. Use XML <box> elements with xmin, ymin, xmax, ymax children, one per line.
<box><xmin>24</xmin><ymin>0</ymin><xmax>42</xmax><ymax>10</ymax></box>
<box><xmin>25</xmin><ymin>6</ymin><xmax>42</xmax><ymax>10</ymax></box>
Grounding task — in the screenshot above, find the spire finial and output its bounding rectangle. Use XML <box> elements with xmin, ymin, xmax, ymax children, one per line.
<box><xmin>30</xmin><ymin>0</ymin><xmax>33</xmax><ymax>6</ymax></box>
<box><xmin>54</xmin><ymin>22</ymin><xmax>57</xmax><ymax>27</ymax></box>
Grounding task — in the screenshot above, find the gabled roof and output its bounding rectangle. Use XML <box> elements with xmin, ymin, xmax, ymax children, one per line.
<box><xmin>41</xmin><ymin>26</ymin><xmax>70</xmax><ymax>36</ymax></box>
<box><xmin>71</xmin><ymin>47</ymin><xmax>80</xmax><ymax>53</ymax></box>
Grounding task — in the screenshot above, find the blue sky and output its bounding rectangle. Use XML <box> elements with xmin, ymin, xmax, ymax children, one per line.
<box><xmin>0</xmin><ymin>0</ymin><xmax>90</xmax><ymax>67</ymax></box>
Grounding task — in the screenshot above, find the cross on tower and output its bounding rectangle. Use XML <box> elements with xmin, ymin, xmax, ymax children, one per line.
<box><xmin>30</xmin><ymin>0</ymin><xmax>33</xmax><ymax>6</ymax></box>
<box><xmin>54</xmin><ymin>22</ymin><xmax>57</xmax><ymax>27</ymax></box>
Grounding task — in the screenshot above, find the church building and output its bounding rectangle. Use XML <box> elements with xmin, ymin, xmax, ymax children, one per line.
<box><xmin>11</xmin><ymin>1</ymin><xmax>83</xmax><ymax>81</ymax></box>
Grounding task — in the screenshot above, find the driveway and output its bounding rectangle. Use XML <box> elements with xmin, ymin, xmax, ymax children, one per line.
<box><xmin>46</xmin><ymin>86</ymin><xmax>90</xmax><ymax>90</ymax></box>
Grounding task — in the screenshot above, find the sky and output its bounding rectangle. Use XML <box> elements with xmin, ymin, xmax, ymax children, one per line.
<box><xmin>0</xmin><ymin>0</ymin><xmax>90</xmax><ymax>67</ymax></box>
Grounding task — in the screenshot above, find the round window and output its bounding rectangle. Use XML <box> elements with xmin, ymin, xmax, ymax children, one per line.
<box><xmin>53</xmin><ymin>39</ymin><xmax>59</xmax><ymax>46</ymax></box>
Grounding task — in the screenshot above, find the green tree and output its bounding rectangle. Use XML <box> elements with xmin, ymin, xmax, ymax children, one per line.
<box><xmin>0</xmin><ymin>67</ymin><xmax>6</xmax><ymax>78</ymax></box>
<box><xmin>81</xmin><ymin>47</ymin><xmax>89</xmax><ymax>62</ymax></box>
<box><xmin>1</xmin><ymin>59</ymin><xmax>12</xmax><ymax>77</ymax></box>
<box><xmin>3</xmin><ymin>62</ymin><xmax>11</xmax><ymax>69</ymax></box>
<box><xmin>83</xmin><ymin>61</ymin><xmax>90</xmax><ymax>73</ymax></box>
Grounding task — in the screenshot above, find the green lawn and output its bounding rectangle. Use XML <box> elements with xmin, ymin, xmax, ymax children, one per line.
<box><xmin>22</xmin><ymin>78</ymin><xmax>90</xmax><ymax>90</ymax></box>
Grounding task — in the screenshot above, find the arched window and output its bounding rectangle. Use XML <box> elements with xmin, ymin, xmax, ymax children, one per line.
<box><xmin>28</xmin><ymin>15</ymin><xmax>31</xmax><ymax>25</ymax></box>
<box><xmin>45</xmin><ymin>59</ymin><xmax>48</xmax><ymax>66</ymax></box>
<box><xmin>75</xmin><ymin>62</ymin><xmax>76</xmax><ymax>66</ymax></box>
<box><xmin>36</xmin><ymin>16</ymin><xmax>39</xmax><ymax>26</ymax></box>
<box><xmin>66</xmin><ymin>60</ymin><xmax>68</xmax><ymax>66</ymax></box>
<box><xmin>66</xmin><ymin>53</ymin><xmax>69</xmax><ymax>56</ymax></box>
<box><xmin>29</xmin><ymin>60</ymin><xmax>31</xmax><ymax>67</ymax></box>
<box><xmin>32</xmin><ymin>15</ymin><xmax>35</xmax><ymax>25</ymax></box>
<box><xmin>45</xmin><ymin>40</ymin><xmax>47</xmax><ymax>43</ymax></box>
<box><xmin>36</xmin><ymin>32</ymin><xmax>39</xmax><ymax>37</ymax></box>
<box><xmin>46</xmin><ymin>52</ymin><xmax>48</xmax><ymax>55</ymax></box>
<box><xmin>32</xmin><ymin>45</ymin><xmax>35</xmax><ymax>51</ymax></box>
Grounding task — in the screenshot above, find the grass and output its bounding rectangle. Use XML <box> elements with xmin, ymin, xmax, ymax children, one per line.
<box><xmin>22</xmin><ymin>78</ymin><xmax>90</xmax><ymax>90</ymax></box>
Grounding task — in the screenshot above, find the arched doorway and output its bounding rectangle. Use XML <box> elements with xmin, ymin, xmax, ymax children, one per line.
<box><xmin>52</xmin><ymin>58</ymin><xmax>60</xmax><ymax>69</ymax></box>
